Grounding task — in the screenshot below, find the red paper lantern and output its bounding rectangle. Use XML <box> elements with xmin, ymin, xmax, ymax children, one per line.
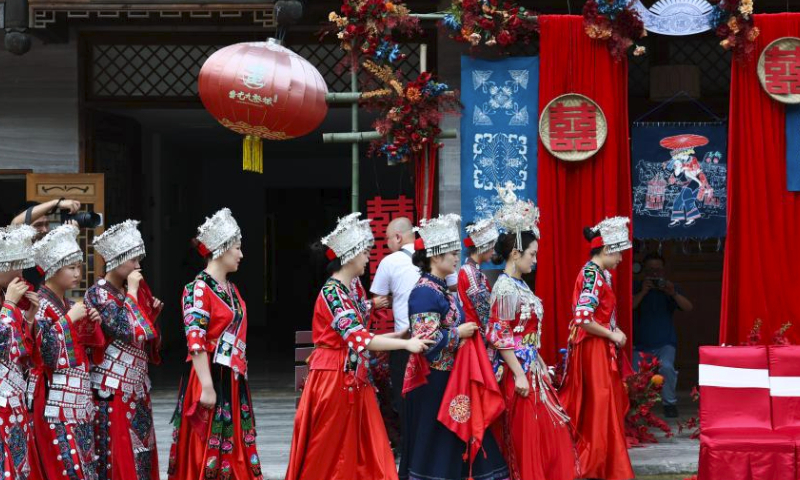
<box><xmin>198</xmin><ymin>38</ymin><xmax>329</xmax><ymax>173</ymax></box>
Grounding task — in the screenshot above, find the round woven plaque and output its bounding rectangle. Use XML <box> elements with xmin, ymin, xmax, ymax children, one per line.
<box><xmin>539</xmin><ymin>93</ymin><xmax>608</xmax><ymax>162</ymax></box>
<box><xmin>757</xmin><ymin>37</ymin><xmax>800</xmax><ymax>105</ymax></box>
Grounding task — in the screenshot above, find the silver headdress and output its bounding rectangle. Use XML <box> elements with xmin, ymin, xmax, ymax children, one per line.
<box><xmin>465</xmin><ymin>218</ymin><xmax>499</xmax><ymax>254</ymax></box>
<box><xmin>32</xmin><ymin>224</ymin><xmax>83</xmax><ymax>280</ymax></box>
<box><xmin>591</xmin><ymin>216</ymin><xmax>632</xmax><ymax>253</ymax></box>
<box><xmin>321</xmin><ymin>212</ymin><xmax>374</xmax><ymax>265</ymax></box>
<box><xmin>197</xmin><ymin>208</ymin><xmax>242</xmax><ymax>260</ymax></box>
<box><xmin>494</xmin><ymin>181</ymin><xmax>540</xmax><ymax>250</ymax></box>
<box><xmin>93</xmin><ymin>220</ymin><xmax>146</xmax><ymax>272</ymax></box>
<box><xmin>0</xmin><ymin>225</ymin><xmax>37</xmax><ymax>272</ymax></box>
<box><xmin>416</xmin><ymin>213</ymin><xmax>461</xmax><ymax>257</ymax></box>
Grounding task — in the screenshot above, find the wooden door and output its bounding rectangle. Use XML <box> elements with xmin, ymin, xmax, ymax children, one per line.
<box><xmin>25</xmin><ymin>173</ymin><xmax>105</xmax><ymax>297</ymax></box>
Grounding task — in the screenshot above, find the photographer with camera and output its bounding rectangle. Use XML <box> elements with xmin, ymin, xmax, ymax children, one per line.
<box><xmin>11</xmin><ymin>198</ymin><xmax>83</xmax><ymax>234</ymax></box>
<box><xmin>633</xmin><ymin>252</ymin><xmax>693</xmax><ymax>418</ymax></box>
<box><xmin>11</xmin><ymin>198</ymin><xmax>102</xmax><ymax>292</ymax></box>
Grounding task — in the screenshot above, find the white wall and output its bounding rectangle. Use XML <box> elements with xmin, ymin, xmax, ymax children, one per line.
<box><xmin>0</xmin><ymin>33</ymin><xmax>79</xmax><ymax>172</ymax></box>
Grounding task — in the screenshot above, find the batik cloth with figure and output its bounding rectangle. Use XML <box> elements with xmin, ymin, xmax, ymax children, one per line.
<box><xmin>558</xmin><ymin>262</ymin><xmax>633</xmax><ymax>480</ymax></box>
<box><xmin>84</xmin><ymin>279</ymin><xmax>160</xmax><ymax>480</ymax></box>
<box><xmin>400</xmin><ymin>273</ymin><xmax>509</xmax><ymax>480</ymax></box>
<box><xmin>0</xmin><ymin>294</ymin><xmax>45</xmax><ymax>480</ymax></box>
<box><xmin>167</xmin><ymin>271</ymin><xmax>262</xmax><ymax>480</ymax></box>
<box><xmin>487</xmin><ymin>274</ymin><xmax>576</xmax><ymax>480</ymax></box>
<box><xmin>33</xmin><ymin>285</ymin><xmax>103</xmax><ymax>480</ymax></box>
<box><xmin>285</xmin><ymin>276</ymin><xmax>398</xmax><ymax>480</ymax></box>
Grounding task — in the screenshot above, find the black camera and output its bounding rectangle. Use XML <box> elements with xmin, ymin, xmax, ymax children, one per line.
<box><xmin>60</xmin><ymin>209</ymin><xmax>102</xmax><ymax>229</ymax></box>
<box><xmin>646</xmin><ymin>277</ymin><xmax>667</xmax><ymax>289</ymax></box>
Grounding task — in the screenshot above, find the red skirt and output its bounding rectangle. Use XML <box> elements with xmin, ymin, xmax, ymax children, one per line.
<box><xmin>285</xmin><ymin>369</ymin><xmax>398</xmax><ymax>480</ymax></box>
<box><xmin>167</xmin><ymin>364</ymin><xmax>263</xmax><ymax>480</ymax></box>
<box><xmin>0</xmin><ymin>403</ymin><xmax>42</xmax><ymax>479</ymax></box>
<box><xmin>559</xmin><ymin>336</ymin><xmax>634</xmax><ymax>480</ymax></box>
<box><xmin>32</xmin><ymin>374</ymin><xmax>99</xmax><ymax>480</ymax></box>
<box><xmin>95</xmin><ymin>392</ymin><xmax>159</xmax><ymax>480</ymax></box>
<box><xmin>497</xmin><ymin>369</ymin><xmax>576</xmax><ymax>480</ymax></box>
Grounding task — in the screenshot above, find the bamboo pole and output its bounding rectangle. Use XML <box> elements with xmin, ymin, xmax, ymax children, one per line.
<box><xmin>326</xmin><ymin>92</ymin><xmax>362</xmax><ymax>103</ymax></box>
<box><xmin>351</xmin><ymin>68</ymin><xmax>359</xmax><ymax>213</ymax></box>
<box><xmin>409</xmin><ymin>12</ymin><xmax>538</xmax><ymax>20</ymax></box>
<box><xmin>322</xmin><ymin>129</ymin><xmax>458</xmax><ymax>144</ymax></box>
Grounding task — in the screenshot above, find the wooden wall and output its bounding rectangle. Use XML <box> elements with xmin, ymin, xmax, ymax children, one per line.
<box><xmin>0</xmin><ymin>33</ymin><xmax>79</xmax><ymax>172</ymax></box>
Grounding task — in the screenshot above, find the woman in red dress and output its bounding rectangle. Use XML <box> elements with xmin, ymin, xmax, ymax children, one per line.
<box><xmin>85</xmin><ymin>220</ymin><xmax>163</xmax><ymax>480</ymax></box>
<box><xmin>285</xmin><ymin>213</ymin><xmax>431</xmax><ymax>480</ymax></box>
<box><xmin>456</xmin><ymin>218</ymin><xmax>499</xmax><ymax>330</ymax></box>
<box><xmin>558</xmin><ymin>217</ymin><xmax>634</xmax><ymax>480</ymax></box>
<box><xmin>32</xmin><ymin>224</ymin><xmax>104</xmax><ymax>480</ymax></box>
<box><xmin>167</xmin><ymin>208</ymin><xmax>262</xmax><ymax>480</ymax></box>
<box><xmin>486</xmin><ymin>192</ymin><xmax>576</xmax><ymax>480</ymax></box>
<box><xmin>0</xmin><ymin>225</ymin><xmax>45</xmax><ymax>480</ymax></box>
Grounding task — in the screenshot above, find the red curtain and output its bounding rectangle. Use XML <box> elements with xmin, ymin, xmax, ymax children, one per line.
<box><xmin>720</xmin><ymin>13</ymin><xmax>800</xmax><ymax>346</ymax></box>
<box><xmin>415</xmin><ymin>144</ymin><xmax>438</xmax><ymax>222</ymax></box>
<box><xmin>537</xmin><ymin>15</ymin><xmax>633</xmax><ymax>363</ymax></box>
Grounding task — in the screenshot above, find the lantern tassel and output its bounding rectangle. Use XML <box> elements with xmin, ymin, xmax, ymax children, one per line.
<box><xmin>243</xmin><ymin>135</ymin><xmax>263</xmax><ymax>173</ymax></box>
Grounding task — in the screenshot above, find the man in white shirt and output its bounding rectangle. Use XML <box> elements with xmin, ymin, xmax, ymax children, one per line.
<box><xmin>371</xmin><ymin>216</ymin><xmax>419</xmax><ymax>444</ymax></box>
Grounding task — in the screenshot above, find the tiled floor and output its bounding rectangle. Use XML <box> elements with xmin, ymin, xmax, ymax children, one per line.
<box><xmin>150</xmin><ymin>361</ymin><xmax>699</xmax><ymax>480</ymax></box>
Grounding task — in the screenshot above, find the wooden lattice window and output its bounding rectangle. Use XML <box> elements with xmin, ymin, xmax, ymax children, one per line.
<box><xmin>91</xmin><ymin>43</ymin><xmax>223</xmax><ymax>98</ymax></box>
<box><xmin>668</xmin><ymin>36</ymin><xmax>731</xmax><ymax>96</ymax></box>
<box><xmin>87</xmin><ymin>36</ymin><xmax>428</xmax><ymax>101</ymax></box>
<box><xmin>629</xmin><ymin>34</ymin><xmax>732</xmax><ymax>99</ymax></box>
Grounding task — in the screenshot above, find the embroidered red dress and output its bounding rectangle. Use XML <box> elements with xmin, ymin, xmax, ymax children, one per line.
<box><xmin>487</xmin><ymin>274</ymin><xmax>576</xmax><ymax>480</ymax></box>
<box><xmin>167</xmin><ymin>271</ymin><xmax>262</xmax><ymax>480</ymax></box>
<box><xmin>33</xmin><ymin>285</ymin><xmax>104</xmax><ymax>480</ymax></box>
<box><xmin>0</xmin><ymin>294</ymin><xmax>44</xmax><ymax>480</ymax></box>
<box><xmin>285</xmin><ymin>277</ymin><xmax>397</xmax><ymax>480</ymax></box>
<box><xmin>558</xmin><ymin>262</ymin><xmax>633</xmax><ymax>480</ymax></box>
<box><xmin>84</xmin><ymin>279</ymin><xmax>160</xmax><ymax>480</ymax></box>
<box><xmin>457</xmin><ymin>258</ymin><xmax>491</xmax><ymax>329</ymax></box>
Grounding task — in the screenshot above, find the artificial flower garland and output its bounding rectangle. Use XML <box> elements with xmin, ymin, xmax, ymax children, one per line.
<box><xmin>362</xmin><ymin>60</ymin><xmax>461</xmax><ymax>164</ymax></box>
<box><xmin>328</xmin><ymin>0</ymin><xmax>421</xmax><ymax>67</ymax></box>
<box><xmin>582</xmin><ymin>0</ymin><xmax>647</xmax><ymax>60</ymax></box>
<box><xmin>442</xmin><ymin>0</ymin><xmax>539</xmax><ymax>50</ymax></box>
<box><xmin>709</xmin><ymin>0</ymin><xmax>759</xmax><ymax>60</ymax></box>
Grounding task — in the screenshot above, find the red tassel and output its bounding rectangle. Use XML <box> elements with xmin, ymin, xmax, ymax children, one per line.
<box><xmin>414</xmin><ymin>237</ymin><xmax>425</xmax><ymax>251</ymax></box>
<box><xmin>464</xmin><ymin>237</ymin><xmax>475</xmax><ymax>247</ymax></box>
<box><xmin>325</xmin><ymin>248</ymin><xmax>337</xmax><ymax>261</ymax></box>
<box><xmin>36</xmin><ymin>266</ymin><xmax>45</xmax><ymax>276</ymax></box>
<box><xmin>590</xmin><ymin>236</ymin><xmax>605</xmax><ymax>249</ymax></box>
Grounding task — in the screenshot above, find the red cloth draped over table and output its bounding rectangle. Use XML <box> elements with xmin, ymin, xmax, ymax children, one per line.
<box><xmin>698</xmin><ymin>346</ymin><xmax>795</xmax><ymax>480</ymax></box>
<box><xmin>536</xmin><ymin>15</ymin><xmax>633</xmax><ymax>365</ymax></box>
<box><xmin>720</xmin><ymin>13</ymin><xmax>800</xmax><ymax>346</ymax></box>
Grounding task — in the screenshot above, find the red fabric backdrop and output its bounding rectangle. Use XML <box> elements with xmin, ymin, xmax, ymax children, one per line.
<box><xmin>415</xmin><ymin>145</ymin><xmax>438</xmax><ymax>222</ymax></box>
<box><xmin>720</xmin><ymin>13</ymin><xmax>800</xmax><ymax>346</ymax></box>
<box><xmin>537</xmin><ymin>15</ymin><xmax>633</xmax><ymax>363</ymax></box>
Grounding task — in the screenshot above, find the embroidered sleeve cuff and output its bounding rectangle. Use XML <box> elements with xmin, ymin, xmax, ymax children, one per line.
<box><xmin>444</xmin><ymin>326</ymin><xmax>460</xmax><ymax>353</ymax></box>
<box><xmin>574</xmin><ymin>307</ymin><xmax>596</xmax><ymax>324</ymax></box>
<box><xmin>344</xmin><ymin>327</ymin><xmax>374</xmax><ymax>353</ymax></box>
<box><xmin>487</xmin><ymin>321</ymin><xmax>515</xmax><ymax>350</ymax></box>
<box><xmin>186</xmin><ymin>327</ymin><xmax>207</xmax><ymax>352</ymax></box>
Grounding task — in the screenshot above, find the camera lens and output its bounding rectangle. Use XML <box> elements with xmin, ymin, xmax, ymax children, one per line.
<box><xmin>61</xmin><ymin>210</ymin><xmax>102</xmax><ymax>228</ymax></box>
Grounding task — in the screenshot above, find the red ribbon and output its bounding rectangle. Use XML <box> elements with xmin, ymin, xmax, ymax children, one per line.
<box><xmin>36</xmin><ymin>266</ymin><xmax>45</xmax><ymax>276</ymax></box>
<box><xmin>464</xmin><ymin>237</ymin><xmax>475</xmax><ymax>248</ymax></box>
<box><xmin>414</xmin><ymin>237</ymin><xmax>425</xmax><ymax>251</ymax></box>
<box><xmin>325</xmin><ymin>248</ymin><xmax>337</xmax><ymax>261</ymax></box>
<box><xmin>590</xmin><ymin>236</ymin><xmax>605</xmax><ymax>249</ymax></box>
<box><xmin>196</xmin><ymin>242</ymin><xmax>211</xmax><ymax>257</ymax></box>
